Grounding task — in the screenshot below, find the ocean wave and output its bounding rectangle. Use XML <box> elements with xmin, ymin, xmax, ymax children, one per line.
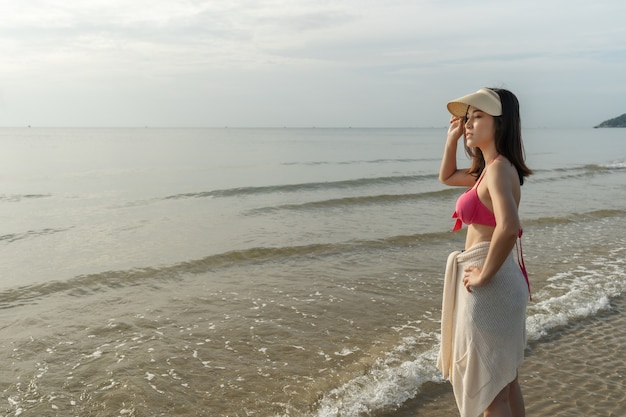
<box><xmin>248</xmin><ymin>189</ymin><xmax>459</xmax><ymax>213</ymax></box>
<box><xmin>526</xmin><ymin>242</ymin><xmax>626</xmax><ymax>340</ymax></box>
<box><xmin>602</xmin><ymin>160</ymin><xmax>626</xmax><ymax>169</ymax></box>
<box><xmin>0</xmin><ymin>194</ymin><xmax>51</xmax><ymax>203</ymax></box>
<box><xmin>525</xmin><ymin>209</ymin><xmax>626</xmax><ymax>227</ymax></box>
<box><xmin>163</xmin><ymin>174</ymin><xmax>437</xmax><ymax>200</ymax></box>
<box><xmin>281</xmin><ymin>157</ymin><xmax>440</xmax><ymax>167</ymax></box>
<box><xmin>0</xmin><ymin>227</ymin><xmax>70</xmax><ymax>244</ymax></box>
<box><xmin>308</xmin><ymin>342</ymin><xmax>441</xmax><ymax>417</ymax></box>
<box><xmin>530</xmin><ymin>164</ymin><xmax>616</xmax><ymax>184</ymax></box>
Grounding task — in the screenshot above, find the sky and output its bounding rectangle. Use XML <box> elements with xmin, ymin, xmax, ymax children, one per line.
<box><xmin>1</xmin><ymin>0</ymin><xmax>625</xmax><ymax>128</ymax></box>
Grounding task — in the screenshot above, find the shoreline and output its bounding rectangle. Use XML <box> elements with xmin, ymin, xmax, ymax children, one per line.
<box><xmin>384</xmin><ymin>297</ymin><xmax>626</xmax><ymax>417</ymax></box>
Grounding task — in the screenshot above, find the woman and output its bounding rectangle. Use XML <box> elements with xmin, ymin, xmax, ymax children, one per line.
<box><xmin>437</xmin><ymin>88</ymin><xmax>532</xmax><ymax>417</ymax></box>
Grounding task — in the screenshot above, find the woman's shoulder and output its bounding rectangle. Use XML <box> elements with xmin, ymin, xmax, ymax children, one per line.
<box><xmin>488</xmin><ymin>156</ymin><xmax>519</xmax><ymax>186</ymax></box>
<box><xmin>492</xmin><ymin>155</ymin><xmax>516</xmax><ymax>172</ymax></box>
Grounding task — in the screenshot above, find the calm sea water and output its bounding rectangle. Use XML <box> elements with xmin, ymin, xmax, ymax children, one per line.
<box><xmin>0</xmin><ymin>127</ymin><xmax>625</xmax><ymax>416</ymax></box>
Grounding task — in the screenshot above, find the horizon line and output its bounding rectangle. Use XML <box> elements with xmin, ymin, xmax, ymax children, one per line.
<box><xmin>0</xmin><ymin>125</ymin><xmax>590</xmax><ymax>129</ymax></box>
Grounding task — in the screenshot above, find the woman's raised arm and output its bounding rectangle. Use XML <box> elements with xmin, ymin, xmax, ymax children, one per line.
<box><xmin>439</xmin><ymin>116</ymin><xmax>474</xmax><ymax>187</ymax></box>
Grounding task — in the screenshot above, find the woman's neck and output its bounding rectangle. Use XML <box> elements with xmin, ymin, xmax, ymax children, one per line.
<box><xmin>479</xmin><ymin>144</ymin><xmax>498</xmax><ymax>163</ymax></box>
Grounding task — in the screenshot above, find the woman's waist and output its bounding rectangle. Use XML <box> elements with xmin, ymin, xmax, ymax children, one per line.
<box><xmin>464</xmin><ymin>224</ymin><xmax>495</xmax><ymax>250</ymax></box>
<box><xmin>456</xmin><ymin>240</ymin><xmax>516</xmax><ymax>265</ymax></box>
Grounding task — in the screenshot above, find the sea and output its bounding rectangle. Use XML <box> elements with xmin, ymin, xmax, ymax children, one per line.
<box><xmin>0</xmin><ymin>127</ymin><xmax>625</xmax><ymax>417</ymax></box>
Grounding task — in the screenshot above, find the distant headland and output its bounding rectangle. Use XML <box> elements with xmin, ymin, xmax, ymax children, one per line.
<box><xmin>594</xmin><ymin>113</ymin><xmax>626</xmax><ymax>128</ymax></box>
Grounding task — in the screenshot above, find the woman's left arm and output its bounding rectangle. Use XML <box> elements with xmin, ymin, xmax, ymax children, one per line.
<box><xmin>464</xmin><ymin>160</ymin><xmax>520</xmax><ymax>288</ymax></box>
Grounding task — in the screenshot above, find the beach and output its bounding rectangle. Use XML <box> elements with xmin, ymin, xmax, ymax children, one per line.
<box><xmin>0</xmin><ymin>127</ymin><xmax>624</xmax><ymax>416</ymax></box>
<box><xmin>390</xmin><ymin>296</ymin><xmax>626</xmax><ymax>417</ymax></box>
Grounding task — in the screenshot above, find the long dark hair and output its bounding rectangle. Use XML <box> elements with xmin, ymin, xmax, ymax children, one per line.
<box><xmin>465</xmin><ymin>88</ymin><xmax>532</xmax><ymax>185</ymax></box>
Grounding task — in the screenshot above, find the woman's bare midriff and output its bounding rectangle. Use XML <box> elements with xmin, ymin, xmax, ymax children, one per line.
<box><xmin>465</xmin><ymin>224</ymin><xmax>495</xmax><ymax>250</ymax></box>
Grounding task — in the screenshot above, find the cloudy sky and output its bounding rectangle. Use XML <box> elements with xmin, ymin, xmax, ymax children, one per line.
<box><xmin>1</xmin><ymin>0</ymin><xmax>625</xmax><ymax>128</ymax></box>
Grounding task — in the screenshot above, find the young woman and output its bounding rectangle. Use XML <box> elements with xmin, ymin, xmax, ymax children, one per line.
<box><xmin>437</xmin><ymin>88</ymin><xmax>532</xmax><ymax>417</ymax></box>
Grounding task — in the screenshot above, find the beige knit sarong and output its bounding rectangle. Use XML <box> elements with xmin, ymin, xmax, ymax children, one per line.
<box><xmin>437</xmin><ymin>241</ymin><xmax>528</xmax><ymax>417</ymax></box>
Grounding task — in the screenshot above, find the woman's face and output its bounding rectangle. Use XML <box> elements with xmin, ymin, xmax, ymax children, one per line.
<box><xmin>464</xmin><ymin>106</ymin><xmax>495</xmax><ymax>149</ymax></box>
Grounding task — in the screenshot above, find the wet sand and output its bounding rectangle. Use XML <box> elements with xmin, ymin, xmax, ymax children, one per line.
<box><xmin>386</xmin><ymin>297</ymin><xmax>626</xmax><ymax>417</ymax></box>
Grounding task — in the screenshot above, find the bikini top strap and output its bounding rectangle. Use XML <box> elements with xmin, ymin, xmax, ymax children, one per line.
<box><xmin>516</xmin><ymin>228</ymin><xmax>532</xmax><ymax>300</ymax></box>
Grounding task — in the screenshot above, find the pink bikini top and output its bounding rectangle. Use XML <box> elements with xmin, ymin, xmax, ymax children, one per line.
<box><xmin>451</xmin><ymin>168</ymin><xmax>495</xmax><ymax>232</ymax></box>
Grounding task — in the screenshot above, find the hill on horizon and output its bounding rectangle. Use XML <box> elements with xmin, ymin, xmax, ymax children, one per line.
<box><xmin>595</xmin><ymin>113</ymin><xmax>626</xmax><ymax>128</ymax></box>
